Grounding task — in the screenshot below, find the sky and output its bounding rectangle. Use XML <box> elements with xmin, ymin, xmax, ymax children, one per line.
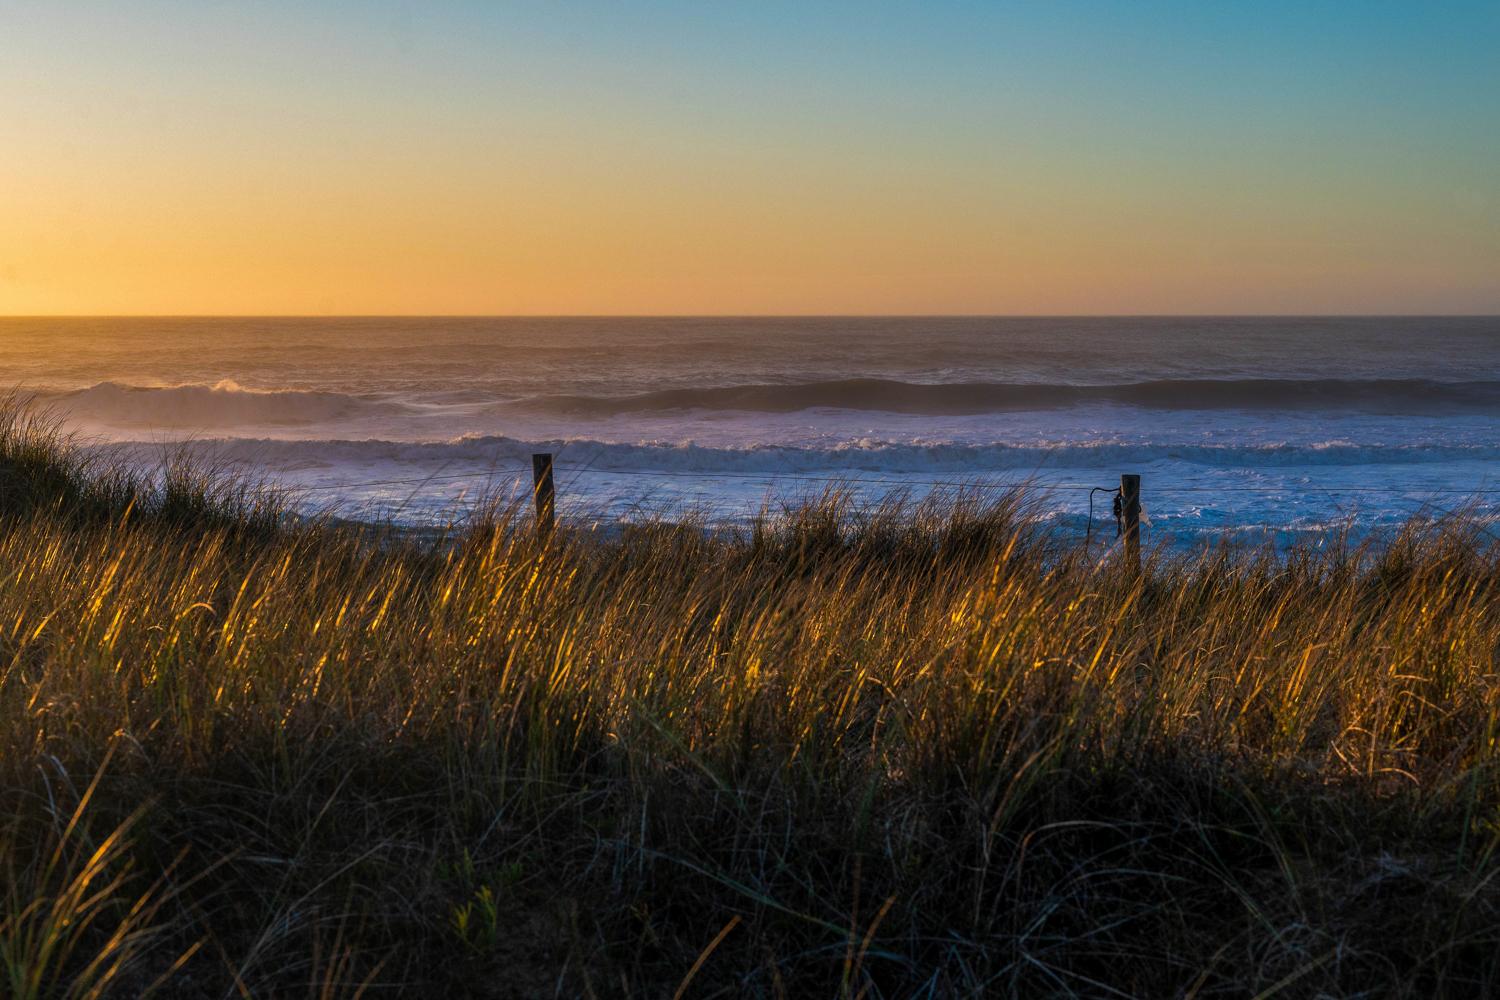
<box><xmin>1</xmin><ymin>1</ymin><xmax>1497</xmax><ymax>315</ymax></box>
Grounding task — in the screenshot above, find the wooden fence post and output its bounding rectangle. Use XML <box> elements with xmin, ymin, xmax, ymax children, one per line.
<box><xmin>1120</xmin><ymin>473</ymin><xmax>1141</xmax><ymax>575</ymax></box>
<box><xmin>532</xmin><ymin>453</ymin><xmax>555</xmax><ymax>537</ymax></box>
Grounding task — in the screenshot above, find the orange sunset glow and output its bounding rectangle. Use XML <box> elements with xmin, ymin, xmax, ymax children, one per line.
<box><xmin>3</xmin><ymin>3</ymin><xmax>1497</xmax><ymax>315</ymax></box>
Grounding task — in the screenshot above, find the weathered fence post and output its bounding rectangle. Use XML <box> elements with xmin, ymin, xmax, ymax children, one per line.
<box><xmin>532</xmin><ymin>453</ymin><xmax>555</xmax><ymax>537</ymax></box>
<box><xmin>1120</xmin><ymin>473</ymin><xmax>1141</xmax><ymax>575</ymax></box>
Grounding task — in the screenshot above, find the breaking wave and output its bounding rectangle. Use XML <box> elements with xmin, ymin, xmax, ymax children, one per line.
<box><xmin>43</xmin><ymin>377</ymin><xmax>1500</xmax><ymax>433</ymax></box>
<box><xmin>51</xmin><ymin>381</ymin><xmax>404</xmax><ymax>428</ymax></box>
<box><xmin>506</xmin><ymin>378</ymin><xmax>1500</xmax><ymax>416</ymax></box>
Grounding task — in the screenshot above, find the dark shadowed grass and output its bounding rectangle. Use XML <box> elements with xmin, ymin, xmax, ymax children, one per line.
<box><xmin>1</xmin><ymin>400</ymin><xmax>1498</xmax><ymax>997</ymax></box>
<box><xmin>0</xmin><ymin>394</ymin><xmax>288</xmax><ymax>535</ymax></box>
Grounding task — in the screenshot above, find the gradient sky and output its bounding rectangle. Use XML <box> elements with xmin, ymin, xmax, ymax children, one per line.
<box><xmin>2</xmin><ymin>1</ymin><xmax>1498</xmax><ymax>315</ymax></box>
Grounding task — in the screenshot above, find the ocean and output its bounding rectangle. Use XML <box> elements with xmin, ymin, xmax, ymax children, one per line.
<box><xmin>3</xmin><ymin>316</ymin><xmax>1498</xmax><ymax>547</ymax></box>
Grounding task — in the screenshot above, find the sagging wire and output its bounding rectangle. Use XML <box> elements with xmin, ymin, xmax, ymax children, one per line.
<box><xmin>1086</xmin><ymin>485</ymin><xmax>1122</xmax><ymax>547</ymax></box>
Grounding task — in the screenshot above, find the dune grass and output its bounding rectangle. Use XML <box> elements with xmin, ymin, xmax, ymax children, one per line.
<box><xmin>1</xmin><ymin>403</ymin><xmax>1498</xmax><ymax>997</ymax></box>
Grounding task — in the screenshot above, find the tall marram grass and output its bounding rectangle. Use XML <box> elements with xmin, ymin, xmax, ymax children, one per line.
<box><xmin>1</xmin><ymin>401</ymin><xmax>1498</xmax><ymax>997</ymax></box>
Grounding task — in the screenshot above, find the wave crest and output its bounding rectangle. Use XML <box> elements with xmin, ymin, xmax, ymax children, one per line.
<box><xmin>506</xmin><ymin>378</ymin><xmax>1500</xmax><ymax>416</ymax></box>
<box><xmin>53</xmin><ymin>381</ymin><xmax>399</xmax><ymax>428</ymax></box>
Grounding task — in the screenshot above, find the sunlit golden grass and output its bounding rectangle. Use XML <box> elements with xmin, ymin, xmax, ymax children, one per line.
<box><xmin>1</xmin><ymin>403</ymin><xmax>1498</xmax><ymax>996</ymax></box>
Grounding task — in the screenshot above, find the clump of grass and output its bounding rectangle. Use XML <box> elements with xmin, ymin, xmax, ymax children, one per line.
<box><xmin>1</xmin><ymin>398</ymin><xmax>1498</xmax><ymax>996</ymax></box>
<box><xmin>0</xmin><ymin>394</ymin><xmax>287</xmax><ymax>533</ymax></box>
<box><xmin>1</xmin><ymin>745</ymin><xmax>195</xmax><ymax>999</ymax></box>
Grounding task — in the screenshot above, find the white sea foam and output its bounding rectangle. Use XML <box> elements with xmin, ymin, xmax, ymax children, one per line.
<box><xmin>89</xmin><ymin>434</ymin><xmax>1500</xmax><ymax>475</ymax></box>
